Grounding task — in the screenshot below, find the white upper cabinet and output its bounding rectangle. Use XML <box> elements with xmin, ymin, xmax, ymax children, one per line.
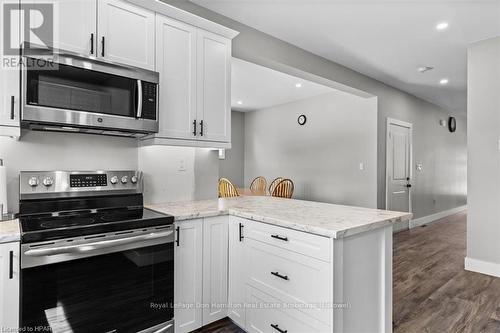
<box><xmin>98</xmin><ymin>0</ymin><xmax>155</xmax><ymax>70</ymax></box>
<box><xmin>156</xmin><ymin>16</ymin><xmax>197</xmax><ymax>140</ymax></box>
<box><xmin>146</xmin><ymin>15</ymin><xmax>234</xmax><ymax>148</ymax></box>
<box><xmin>0</xmin><ymin>242</ymin><xmax>20</xmax><ymax>331</ymax></box>
<box><xmin>41</xmin><ymin>0</ymin><xmax>97</xmax><ymax>55</ymax></box>
<box><xmin>196</xmin><ymin>30</ymin><xmax>231</xmax><ymax>143</ymax></box>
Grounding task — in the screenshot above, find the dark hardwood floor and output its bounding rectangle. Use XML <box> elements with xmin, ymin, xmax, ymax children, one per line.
<box><xmin>201</xmin><ymin>211</ymin><xmax>500</xmax><ymax>333</ymax></box>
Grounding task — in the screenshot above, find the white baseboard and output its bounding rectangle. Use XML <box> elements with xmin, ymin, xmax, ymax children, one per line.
<box><xmin>409</xmin><ymin>205</ymin><xmax>467</xmax><ymax>229</ymax></box>
<box><xmin>465</xmin><ymin>257</ymin><xmax>500</xmax><ymax>278</ymax></box>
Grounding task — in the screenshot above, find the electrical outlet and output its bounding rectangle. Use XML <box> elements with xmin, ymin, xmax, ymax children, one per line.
<box><xmin>359</xmin><ymin>162</ymin><xmax>365</xmax><ymax>171</ymax></box>
<box><xmin>416</xmin><ymin>163</ymin><xmax>423</xmax><ymax>172</ymax></box>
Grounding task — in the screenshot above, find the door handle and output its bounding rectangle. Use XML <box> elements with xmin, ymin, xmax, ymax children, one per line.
<box><xmin>8</xmin><ymin>251</ymin><xmax>13</xmax><ymax>279</ymax></box>
<box><xmin>136</xmin><ymin>80</ymin><xmax>143</xmax><ymax>118</ymax></box>
<box><xmin>101</xmin><ymin>36</ymin><xmax>105</xmax><ymax>57</ymax></box>
<box><xmin>239</xmin><ymin>223</ymin><xmax>244</xmax><ymax>242</ymax></box>
<box><xmin>10</xmin><ymin>96</ymin><xmax>15</xmax><ymax>120</ymax></box>
<box><xmin>90</xmin><ymin>33</ymin><xmax>94</xmax><ymax>54</ymax></box>
<box><xmin>192</xmin><ymin>119</ymin><xmax>197</xmax><ymax>136</ymax></box>
<box><xmin>199</xmin><ymin>120</ymin><xmax>204</xmax><ymax>136</ymax></box>
<box><xmin>176</xmin><ymin>226</ymin><xmax>180</xmax><ymax>246</ymax></box>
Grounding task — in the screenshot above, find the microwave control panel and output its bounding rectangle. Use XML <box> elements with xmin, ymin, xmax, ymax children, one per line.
<box><xmin>141</xmin><ymin>81</ymin><xmax>157</xmax><ymax>120</ymax></box>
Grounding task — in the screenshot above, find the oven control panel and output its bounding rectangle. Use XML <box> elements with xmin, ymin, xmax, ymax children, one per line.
<box><xmin>20</xmin><ymin>171</ymin><xmax>143</xmax><ymax>198</ymax></box>
<box><xmin>70</xmin><ymin>174</ymin><xmax>107</xmax><ymax>187</ymax></box>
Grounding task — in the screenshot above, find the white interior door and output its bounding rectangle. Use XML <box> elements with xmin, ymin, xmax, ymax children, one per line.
<box><xmin>386</xmin><ymin>118</ymin><xmax>412</xmax><ymax>212</ymax></box>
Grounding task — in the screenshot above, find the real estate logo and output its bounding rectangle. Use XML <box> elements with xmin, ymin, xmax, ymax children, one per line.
<box><xmin>1</xmin><ymin>2</ymin><xmax>58</xmax><ymax>70</ymax></box>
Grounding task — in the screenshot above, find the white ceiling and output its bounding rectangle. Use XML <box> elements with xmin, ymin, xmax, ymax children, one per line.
<box><xmin>231</xmin><ymin>57</ymin><xmax>334</xmax><ymax>112</ymax></box>
<box><xmin>192</xmin><ymin>0</ymin><xmax>500</xmax><ymax>114</ymax></box>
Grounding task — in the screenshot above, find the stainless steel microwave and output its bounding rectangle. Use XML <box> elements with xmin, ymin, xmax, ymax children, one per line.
<box><xmin>21</xmin><ymin>50</ymin><xmax>159</xmax><ymax>137</ymax></box>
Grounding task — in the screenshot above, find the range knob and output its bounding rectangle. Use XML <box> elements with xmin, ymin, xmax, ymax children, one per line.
<box><xmin>110</xmin><ymin>176</ymin><xmax>119</xmax><ymax>185</ymax></box>
<box><xmin>121</xmin><ymin>176</ymin><xmax>128</xmax><ymax>184</ymax></box>
<box><xmin>131</xmin><ymin>175</ymin><xmax>138</xmax><ymax>184</ymax></box>
<box><xmin>42</xmin><ymin>177</ymin><xmax>53</xmax><ymax>187</ymax></box>
<box><xmin>28</xmin><ymin>177</ymin><xmax>39</xmax><ymax>187</ymax></box>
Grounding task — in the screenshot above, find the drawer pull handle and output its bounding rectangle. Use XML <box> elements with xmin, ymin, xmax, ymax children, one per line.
<box><xmin>176</xmin><ymin>226</ymin><xmax>180</xmax><ymax>246</ymax></box>
<box><xmin>271</xmin><ymin>234</ymin><xmax>288</xmax><ymax>242</ymax></box>
<box><xmin>271</xmin><ymin>271</ymin><xmax>288</xmax><ymax>281</ymax></box>
<box><xmin>271</xmin><ymin>324</ymin><xmax>287</xmax><ymax>333</ymax></box>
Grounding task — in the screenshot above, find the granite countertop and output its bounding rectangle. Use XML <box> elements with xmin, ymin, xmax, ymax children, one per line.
<box><xmin>146</xmin><ymin>196</ymin><xmax>412</xmax><ymax>239</ymax></box>
<box><xmin>0</xmin><ymin>218</ymin><xmax>20</xmax><ymax>244</ymax></box>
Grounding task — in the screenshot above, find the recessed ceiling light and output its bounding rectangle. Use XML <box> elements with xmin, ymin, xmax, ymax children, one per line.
<box><xmin>440</xmin><ymin>78</ymin><xmax>449</xmax><ymax>85</ymax></box>
<box><xmin>295</xmin><ymin>83</ymin><xmax>302</xmax><ymax>88</ymax></box>
<box><xmin>436</xmin><ymin>22</ymin><xmax>449</xmax><ymax>31</ymax></box>
<box><xmin>237</xmin><ymin>100</ymin><xmax>243</xmax><ymax>105</ymax></box>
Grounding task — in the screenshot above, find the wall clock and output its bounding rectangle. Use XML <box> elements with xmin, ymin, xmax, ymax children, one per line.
<box><xmin>297</xmin><ymin>114</ymin><xmax>307</xmax><ymax>126</ymax></box>
<box><xmin>448</xmin><ymin>117</ymin><xmax>457</xmax><ymax>133</ymax></box>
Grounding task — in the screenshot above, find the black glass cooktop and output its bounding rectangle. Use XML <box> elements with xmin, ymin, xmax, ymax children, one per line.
<box><xmin>20</xmin><ymin>207</ymin><xmax>174</xmax><ymax>243</ymax></box>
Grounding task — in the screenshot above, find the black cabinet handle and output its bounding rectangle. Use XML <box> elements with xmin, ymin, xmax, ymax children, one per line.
<box><xmin>271</xmin><ymin>271</ymin><xmax>288</xmax><ymax>281</ymax></box>
<box><xmin>271</xmin><ymin>234</ymin><xmax>288</xmax><ymax>242</ymax></box>
<box><xmin>9</xmin><ymin>251</ymin><xmax>13</xmax><ymax>279</ymax></box>
<box><xmin>101</xmin><ymin>36</ymin><xmax>105</xmax><ymax>57</ymax></box>
<box><xmin>176</xmin><ymin>226</ymin><xmax>180</xmax><ymax>246</ymax></box>
<box><xmin>10</xmin><ymin>96</ymin><xmax>15</xmax><ymax>120</ymax></box>
<box><xmin>271</xmin><ymin>324</ymin><xmax>287</xmax><ymax>333</ymax></box>
<box><xmin>199</xmin><ymin>120</ymin><xmax>204</xmax><ymax>136</ymax></box>
<box><xmin>406</xmin><ymin>184</ymin><xmax>412</xmax><ymax>188</ymax></box>
<box><xmin>192</xmin><ymin>119</ymin><xmax>197</xmax><ymax>136</ymax></box>
<box><xmin>239</xmin><ymin>223</ymin><xmax>244</xmax><ymax>242</ymax></box>
<box><xmin>90</xmin><ymin>33</ymin><xmax>94</xmax><ymax>54</ymax></box>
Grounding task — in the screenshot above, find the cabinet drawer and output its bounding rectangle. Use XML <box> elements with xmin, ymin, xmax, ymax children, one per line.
<box><xmin>246</xmin><ymin>239</ymin><xmax>332</xmax><ymax>325</ymax></box>
<box><xmin>246</xmin><ymin>285</ymin><xmax>330</xmax><ymax>333</ymax></box>
<box><xmin>241</xmin><ymin>217</ymin><xmax>332</xmax><ymax>262</ymax></box>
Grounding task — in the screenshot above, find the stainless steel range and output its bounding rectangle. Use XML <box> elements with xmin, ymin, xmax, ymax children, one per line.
<box><xmin>18</xmin><ymin>170</ymin><xmax>174</xmax><ymax>333</ymax></box>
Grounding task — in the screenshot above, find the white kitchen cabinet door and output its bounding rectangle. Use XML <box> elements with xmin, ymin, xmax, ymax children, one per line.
<box><xmin>156</xmin><ymin>15</ymin><xmax>198</xmax><ymax>140</ymax></box>
<box><xmin>98</xmin><ymin>0</ymin><xmax>155</xmax><ymax>70</ymax></box>
<box><xmin>202</xmin><ymin>216</ymin><xmax>229</xmax><ymax>325</ymax></box>
<box><xmin>25</xmin><ymin>0</ymin><xmax>96</xmax><ymax>55</ymax></box>
<box><xmin>228</xmin><ymin>217</ymin><xmax>246</xmax><ymax>328</ymax></box>
<box><xmin>196</xmin><ymin>30</ymin><xmax>231</xmax><ymax>143</ymax></box>
<box><xmin>174</xmin><ymin>219</ymin><xmax>203</xmax><ymax>333</ymax></box>
<box><xmin>0</xmin><ymin>242</ymin><xmax>20</xmax><ymax>331</ymax></box>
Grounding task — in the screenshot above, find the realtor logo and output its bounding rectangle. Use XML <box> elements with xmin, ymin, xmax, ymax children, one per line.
<box><xmin>2</xmin><ymin>2</ymin><xmax>54</xmax><ymax>55</ymax></box>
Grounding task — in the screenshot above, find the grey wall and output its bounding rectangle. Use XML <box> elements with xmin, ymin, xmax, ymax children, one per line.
<box><xmin>244</xmin><ymin>91</ymin><xmax>378</xmax><ymax>208</ymax></box>
<box><xmin>0</xmin><ymin>131</ymin><xmax>138</xmax><ymax>213</ymax></box>
<box><xmin>466</xmin><ymin>37</ymin><xmax>500</xmax><ymax>267</ymax></box>
<box><xmin>219</xmin><ymin>111</ymin><xmax>245</xmax><ymax>187</ymax></box>
<box><xmin>161</xmin><ymin>0</ymin><xmax>468</xmax><ymax>219</ymax></box>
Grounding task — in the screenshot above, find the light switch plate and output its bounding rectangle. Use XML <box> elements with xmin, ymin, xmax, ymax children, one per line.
<box><xmin>178</xmin><ymin>159</ymin><xmax>186</xmax><ymax>171</ymax></box>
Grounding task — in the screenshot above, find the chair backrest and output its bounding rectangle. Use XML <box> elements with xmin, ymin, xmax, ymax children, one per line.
<box><xmin>218</xmin><ymin>178</ymin><xmax>239</xmax><ymax>198</ymax></box>
<box><xmin>269</xmin><ymin>177</ymin><xmax>284</xmax><ymax>194</ymax></box>
<box><xmin>250</xmin><ymin>176</ymin><xmax>267</xmax><ymax>192</ymax></box>
<box><xmin>271</xmin><ymin>179</ymin><xmax>294</xmax><ymax>199</ymax></box>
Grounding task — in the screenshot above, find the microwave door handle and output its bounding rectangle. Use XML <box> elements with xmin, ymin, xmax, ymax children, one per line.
<box><xmin>136</xmin><ymin>79</ymin><xmax>143</xmax><ymax>118</ymax></box>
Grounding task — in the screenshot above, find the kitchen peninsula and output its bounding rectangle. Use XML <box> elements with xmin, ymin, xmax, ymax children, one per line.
<box><xmin>147</xmin><ymin>196</ymin><xmax>412</xmax><ymax>333</ymax></box>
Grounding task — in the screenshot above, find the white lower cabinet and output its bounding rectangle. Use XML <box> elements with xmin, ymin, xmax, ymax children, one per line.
<box><xmin>174</xmin><ymin>216</ymin><xmax>229</xmax><ymax>333</ymax></box>
<box><xmin>0</xmin><ymin>242</ymin><xmax>20</xmax><ymax>331</ymax></box>
<box><xmin>174</xmin><ymin>219</ymin><xmax>203</xmax><ymax>333</ymax></box>
<box><xmin>228</xmin><ymin>217</ymin><xmax>247</xmax><ymax>327</ymax></box>
<box><xmin>202</xmin><ymin>216</ymin><xmax>229</xmax><ymax>325</ymax></box>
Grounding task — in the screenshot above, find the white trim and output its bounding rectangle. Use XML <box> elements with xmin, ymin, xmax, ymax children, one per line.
<box><xmin>125</xmin><ymin>0</ymin><xmax>239</xmax><ymax>39</ymax></box>
<box><xmin>409</xmin><ymin>205</ymin><xmax>467</xmax><ymax>229</ymax></box>
<box><xmin>385</xmin><ymin>118</ymin><xmax>413</xmax><ymax>213</ymax></box>
<box><xmin>465</xmin><ymin>257</ymin><xmax>500</xmax><ymax>278</ymax></box>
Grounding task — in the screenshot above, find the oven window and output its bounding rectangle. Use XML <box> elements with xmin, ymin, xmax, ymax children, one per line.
<box><xmin>21</xmin><ymin>243</ymin><xmax>174</xmax><ymax>332</ymax></box>
<box><xmin>27</xmin><ymin>62</ymin><xmax>136</xmax><ymax>117</ymax></box>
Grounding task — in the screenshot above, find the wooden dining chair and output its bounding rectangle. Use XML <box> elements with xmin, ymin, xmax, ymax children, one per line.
<box><xmin>271</xmin><ymin>179</ymin><xmax>294</xmax><ymax>199</ymax></box>
<box><xmin>269</xmin><ymin>177</ymin><xmax>284</xmax><ymax>195</ymax></box>
<box><xmin>250</xmin><ymin>176</ymin><xmax>267</xmax><ymax>193</ymax></box>
<box><xmin>218</xmin><ymin>178</ymin><xmax>239</xmax><ymax>198</ymax></box>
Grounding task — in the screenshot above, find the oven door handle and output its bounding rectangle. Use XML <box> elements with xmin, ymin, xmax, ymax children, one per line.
<box><xmin>136</xmin><ymin>79</ymin><xmax>143</xmax><ymax>118</ymax></box>
<box><xmin>23</xmin><ymin>230</ymin><xmax>173</xmax><ymax>257</ymax></box>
